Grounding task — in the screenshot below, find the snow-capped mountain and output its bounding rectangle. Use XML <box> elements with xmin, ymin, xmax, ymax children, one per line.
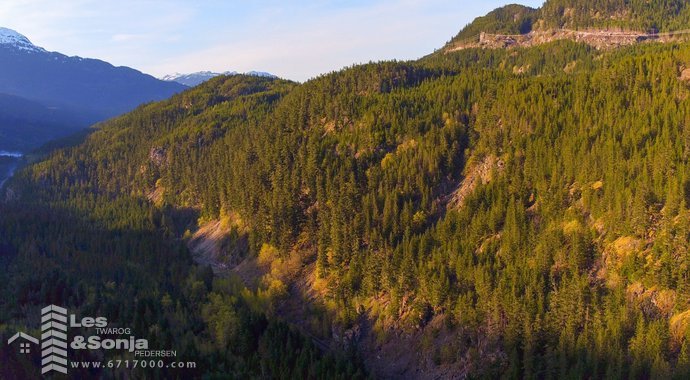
<box><xmin>0</xmin><ymin>27</ymin><xmax>186</xmax><ymax>151</ymax></box>
<box><xmin>245</xmin><ymin>71</ymin><xmax>276</xmax><ymax>78</ymax></box>
<box><xmin>162</xmin><ymin>70</ymin><xmax>277</xmax><ymax>87</ymax></box>
<box><xmin>0</xmin><ymin>27</ymin><xmax>45</xmax><ymax>52</ymax></box>
<box><xmin>0</xmin><ymin>27</ymin><xmax>185</xmax><ymax>119</ymax></box>
<box><xmin>161</xmin><ymin>71</ymin><xmax>237</xmax><ymax>87</ymax></box>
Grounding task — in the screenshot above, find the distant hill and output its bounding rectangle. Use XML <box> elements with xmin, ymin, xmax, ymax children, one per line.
<box><xmin>0</xmin><ymin>27</ymin><xmax>187</xmax><ymax>151</ymax></box>
<box><xmin>0</xmin><ymin>93</ymin><xmax>91</xmax><ymax>151</ymax></box>
<box><xmin>162</xmin><ymin>70</ymin><xmax>277</xmax><ymax>87</ymax></box>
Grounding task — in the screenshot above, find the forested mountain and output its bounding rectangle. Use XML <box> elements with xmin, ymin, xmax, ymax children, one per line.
<box><xmin>448</xmin><ymin>0</ymin><xmax>690</xmax><ymax>48</ymax></box>
<box><xmin>5</xmin><ymin>0</ymin><xmax>690</xmax><ymax>378</ymax></box>
<box><xmin>450</xmin><ymin>4</ymin><xmax>538</xmax><ymax>44</ymax></box>
<box><xmin>539</xmin><ymin>0</ymin><xmax>690</xmax><ymax>30</ymax></box>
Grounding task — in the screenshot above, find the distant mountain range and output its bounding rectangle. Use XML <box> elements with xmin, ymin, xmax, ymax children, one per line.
<box><xmin>162</xmin><ymin>70</ymin><xmax>277</xmax><ymax>87</ymax></box>
<box><xmin>0</xmin><ymin>27</ymin><xmax>186</xmax><ymax>151</ymax></box>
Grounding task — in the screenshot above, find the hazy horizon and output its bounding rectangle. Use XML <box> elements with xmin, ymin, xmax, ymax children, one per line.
<box><xmin>0</xmin><ymin>0</ymin><xmax>543</xmax><ymax>82</ymax></box>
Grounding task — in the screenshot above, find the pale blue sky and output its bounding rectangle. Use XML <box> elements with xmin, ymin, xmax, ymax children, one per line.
<box><xmin>0</xmin><ymin>1</ymin><xmax>543</xmax><ymax>81</ymax></box>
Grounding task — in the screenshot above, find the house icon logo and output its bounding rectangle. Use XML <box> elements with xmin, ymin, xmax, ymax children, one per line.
<box><xmin>6</xmin><ymin>304</ymin><xmax>69</xmax><ymax>375</ymax></box>
<box><xmin>7</xmin><ymin>332</ymin><xmax>38</xmax><ymax>354</ymax></box>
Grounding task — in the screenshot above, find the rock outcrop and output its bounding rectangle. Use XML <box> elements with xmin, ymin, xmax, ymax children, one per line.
<box><xmin>447</xmin><ymin>29</ymin><xmax>690</xmax><ymax>52</ymax></box>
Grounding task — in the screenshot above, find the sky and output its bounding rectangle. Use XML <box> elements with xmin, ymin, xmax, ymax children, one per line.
<box><xmin>0</xmin><ymin>0</ymin><xmax>543</xmax><ymax>82</ymax></box>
